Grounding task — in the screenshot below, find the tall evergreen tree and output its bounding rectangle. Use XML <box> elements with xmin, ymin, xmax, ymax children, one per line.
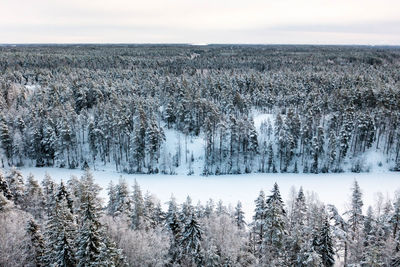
<box><xmin>252</xmin><ymin>190</ymin><xmax>266</xmax><ymax>258</ymax></box>
<box><xmin>44</xmin><ymin>181</ymin><xmax>76</xmax><ymax>267</ymax></box>
<box><xmin>23</xmin><ymin>174</ymin><xmax>45</xmax><ymax>219</ymax></box>
<box><xmin>263</xmin><ymin>183</ymin><xmax>287</xmax><ymax>263</ymax></box>
<box><xmin>345</xmin><ymin>180</ymin><xmax>364</xmax><ymax>263</ymax></box>
<box><xmin>75</xmin><ymin>170</ymin><xmax>105</xmax><ymax>266</ymax></box>
<box><xmin>317</xmin><ymin>217</ymin><xmax>335</xmax><ymax>267</ymax></box>
<box><xmin>0</xmin><ymin>116</ymin><xmax>13</xmax><ymax>165</ymax></box>
<box><xmin>131</xmin><ymin>179</ymin><xmax>144</xmax><ymax>229</ymax></box>
<box><xmin>6</xmin><ymin>168</ymin><xmax>25</xmax><ymax>206</ymax></box>
<box><xmin>26</xmin><ymin>218</ymin><xmax>45</xmax><ymax>267</ymax></box>
<box><xmin>0</xmin><ymin>171</ymin><xmax>12</xmax><ymax>199</ymax></box>
<box><xmin>180</xmin><ymin>211</ymin><xmax>204</xmax><ymax>265</ymax></box>
<box><xmin>234</xmin><ymin>201</ymin><xmax>246</xmax><ymax>229</ymax></box>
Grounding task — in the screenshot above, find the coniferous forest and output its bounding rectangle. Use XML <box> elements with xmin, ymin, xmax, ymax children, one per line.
<box><xmin>0</xmin><ymin>45</ymin><xmax>400</xmax><ymax>174</ymax></box>
<box><xmin>1</xmin><ymin>168</ymin><xmax>400</xmax><ymax>266</ymax></box>
<box><xmin>1</xmin><ymin>45</ymin><xmax>400</xmax><ymax>266</ymax></box>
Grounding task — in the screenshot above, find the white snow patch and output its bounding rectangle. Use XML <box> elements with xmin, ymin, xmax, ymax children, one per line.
<box><xmin>252</xmin><ymin>111</ymin><xmax>274</xmax><ymax>132</ymax></box>
<box><xmin>25</xmin><ymin>84</ymin><xmax>40</xmax><ymax>92</ymax></box>
<box><xmin>362</xmin><ymin>150</ymin><xmax>390</xmax><ymax>172</ymax></box>
<box><xmin>163</xmin><ymin>128</ymin><xmax>205</xmax><ymax>174</ymax></box>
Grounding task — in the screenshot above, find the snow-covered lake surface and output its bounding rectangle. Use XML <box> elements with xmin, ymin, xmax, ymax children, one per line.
<box><xmin>18</xmin><ymin>167</ymin><xmax>400</xmax><ymax>222</ymax></box>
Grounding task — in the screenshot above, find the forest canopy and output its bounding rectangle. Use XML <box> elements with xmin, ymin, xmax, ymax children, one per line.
<box><xmin>0</xmin><ymin>45</ymin><xmax>399</xmax><ymax>174</ymax></box>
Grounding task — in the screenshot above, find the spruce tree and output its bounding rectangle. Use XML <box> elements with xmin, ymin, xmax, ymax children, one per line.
<box><xmin>42</xmin><ymin>173</ymin><xmax>57</xmax><ymax>217</ymax></box>
<box><xmin>252</xmin><ymin>190</ymin><xmax>266</xmax><ymax>258</ymax></box>
<box><xmin>0</xmin><ymin>171</ymin><xmax>12</xmax><ymax>199</ymax></box>
<box><xmin>234</xmin><ymin>201</ymin><xmax>246</xmax><ymax>229</ymax></box>
<box><xmin>75</xmin><ymin>170</ymin><xmax>105</xmax><ymax>266</ymax></box>
<box><xmin>44</xmin><ymin>181</ymin><xmax>76</xmax><ymax>267</ymax></box>
<box><xmin>263</xmin><ymin>183</ymin><xmax>287</xmax><ymax>263</ymax></box>
<box><xmin>345</xmin><ymin>180</ymin><xmax>364</xmax><ymax>263</ymax></box>
<box><xmin>23</xmin><ymin>174</ymin><xmax>45</xmax><ymax>219</ymax></box>
<box><xmin>131</xmin><ymin>179</ymin><xmax>144</xmax><ymax>229</ymax></box>
<box><xmin>289</xmin><ymin>187</ymin><xmax>309</xmax><ymax>265</ymax></box>
<box><xmin>180</xmin><ymin>211</ymin><xmax>204</xmax><ymax>265</ymax></box>
<box><xmin>114</xmin><ymin>178</ymin><xmax>132</xmax><ymax>217</ymax></box>
<box><xmin>26</xmin><ymin>218</ymin><xmax>45</xmax><ymax>267</ymax></box>
<box><xmin>166</xmin><ymin>196</ymin><xmax>182</xmax><ymax>264</ymax></box>
<box><xmin>317</xmin><ymin>217</ymin><xmax>335</xmax><ymax>267</ymax></box>
<box><xmin>0</xmin><ymin>191</ymin><xmax>12</xmax><ymax>212</ymax></box>
<box><xmin>6</xmin><ymin>168</ymin><xmax>25</xmax><ymax>206</ymax></box>
<box><xmin>106</xmin><ymin>181</ymin><xmax>117</xmax><ymax>216</ymax></box>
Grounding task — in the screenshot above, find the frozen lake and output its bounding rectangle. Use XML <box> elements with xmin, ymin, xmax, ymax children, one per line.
<box><xmin>18</xmin><ymin>167</ymin><xmax>400</xmax><ymax>222</ymax></box>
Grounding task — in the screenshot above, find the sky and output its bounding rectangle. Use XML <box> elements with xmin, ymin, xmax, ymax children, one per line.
<box><xmin>1</xmin><ymin>0</ymin><xmax>399</xmax><ymax>45</ymax></box>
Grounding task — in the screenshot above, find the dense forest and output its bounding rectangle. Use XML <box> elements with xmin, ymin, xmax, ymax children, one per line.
<box><xmin>1</xmin><ymin>168</ymin><xmax>400</xmax><ymax>266</ymax></box>
<box><xmin>1</xmin><ymin>45</ymin><xmax>400</xmax><ymax>174</ymax></box>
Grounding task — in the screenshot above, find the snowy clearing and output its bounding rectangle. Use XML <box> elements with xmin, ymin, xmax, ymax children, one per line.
<box><xmin>17</xmin><ymin>167</ymin><xmax>400</xmax><ymax>222</ymax></box>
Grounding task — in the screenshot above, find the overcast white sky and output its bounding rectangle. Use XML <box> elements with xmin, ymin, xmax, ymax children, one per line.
<box><xmin>1</xmin><ymin>0</ymin><xmax>399</xmax><ymax>44</ymax></box>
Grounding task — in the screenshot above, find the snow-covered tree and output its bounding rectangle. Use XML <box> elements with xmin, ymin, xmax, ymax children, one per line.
<box><xmin>234</xmin><ymin>201</ymin><xmax>246</xmax><ymax>229</ymax></box>
<box><xmin>180</xmin><ymin>211</ymin><xmax>204</xmax><ymax>265</ymax></box>
<box><xmin>131</xmin><ymin>179</ymin><xmax>144</xmax><ymax>229</ymax></box>
<box><xmin>26</xmin><ymin>218</ymin><xmax>45</xmax><ymax>267</ymax></box>
<box><xmin>316</xmin><ymin>216</ymin><xmax>335</xmax><ymax>267</ymax></box>
<box><xmin>263</xmin><ymin>183</ymin><xmax>287</xmax><ymax>263</ymax></box>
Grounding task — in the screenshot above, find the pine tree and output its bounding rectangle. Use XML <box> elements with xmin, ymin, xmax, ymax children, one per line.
<box><xmin>165</xmin><ymin>101</ymin><xmax>176</xmax><ymax>128</ymax></box>
<box><xmin>0</xmin><ymin>116</ymin><xmax>13</xmax><ymax>165</ymax></box>
<box><xmin>130</xmin><ymin>108</ymin><xmax>146</xmax><ymax>173</ymax></box>
<box><xmin>338</xmin><ymin>109</ymin><xmax>354</xmax><ymax>164</ymax></box>
<box><xmin>87</xmin><ymin>120</ymin><xmax>98</xmax><ymax>166</ymax></box>
<box><xmin>327</xmin><ymin>130</ymin><xmax>337</xmax><ymax>171</ymax></box>
<box><xmin>146</xmin><ymin>118</ymin><xmax>165</xmax><ymax>173</ymax></box>
<box><xmin>41</xmin><ymin>122</ymin><xmax>57</xmax><ymax>166</ymax></box>
<box><xmin>267</xmin><ymin>142</ymin><xmax>275</xmax><ymax>173</ymax></box>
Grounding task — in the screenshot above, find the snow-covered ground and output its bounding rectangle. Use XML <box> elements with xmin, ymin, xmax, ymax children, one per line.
<box><xmin>17</xmin><ymin>166</ymin><xmax>400</xmax><ymax>222</ymax></box>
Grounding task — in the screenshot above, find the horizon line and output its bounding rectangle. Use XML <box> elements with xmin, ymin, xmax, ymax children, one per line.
<box><xmin>1</xmin><ymin>43</ymin><xmax>400</xmax><ymax>47</ymax></box>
